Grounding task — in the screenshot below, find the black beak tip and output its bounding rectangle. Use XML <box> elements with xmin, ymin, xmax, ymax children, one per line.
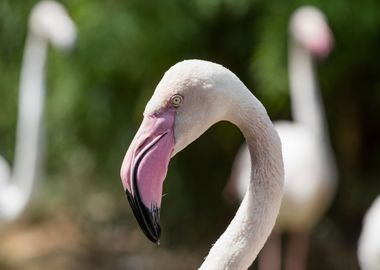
<box><xmin>150</xmin><ymin>226</ymin><xmax>161</xmax><ymax>244</ymax></box>
<box><xmin>126</xmin><ymin>190</ymin><xmax>162</xmax><ymax>244</ymax></box>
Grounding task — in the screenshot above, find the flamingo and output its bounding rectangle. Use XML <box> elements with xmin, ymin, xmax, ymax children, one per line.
<box><xmin>120</xmin><ymin>59</ymin><xmax>284</xmax><ymax>269</ymax></box>
<box><xmin>358</xmin><ymin>196</ymin><xmax>380</xmax><ymax>270</ymax></box>
<box><xmin>226</xmin><ymin>6</ymin><xmax>337</xmax><ymax>270</ymax></box>
<box><xmin>0</xmin><ymin>0</ymin><xmax>76</xmax><ymax>222</ymax></box>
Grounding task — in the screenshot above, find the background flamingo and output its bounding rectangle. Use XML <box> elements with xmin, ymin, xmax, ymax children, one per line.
<box><xmin>226</xmin><ymin>6</ymin><xmax>337</xmax><ymax>270</ymax></box>
<box><xmin>358</xmin><ymin>196</ymin><xmax>380</xmax><ymax>270</ymax></box>
<box><xmin>0</xmin><ymin>0</ymin><xmax>76</xmax><ymax>222</ymax></box>
<box><xmin>120</xmin><ymin>59</ymin><xmax>284</xmax><ymax>269</ymax></box>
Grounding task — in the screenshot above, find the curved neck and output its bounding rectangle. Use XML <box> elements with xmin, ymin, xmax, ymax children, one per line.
<box><xmin>200</xmin><ymin>89</ymin><xmax>284</xmax><ymax>269</ymax></box>
<box><xmin>288</xmin><ymin>39</ymin><xmax>329</xmax><ymax>143</ymax></box>
<box><xmin>12</xmin><ymin>32</ymin><xmax>46</xmax><ymax>204</ymax></box>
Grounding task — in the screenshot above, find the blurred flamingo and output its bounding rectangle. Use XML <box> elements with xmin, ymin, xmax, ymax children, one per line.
<box><xmin>358</xmin><ymin>196</ymin><xmax>380</xmax><ymax>270</ymax></box>
<box><xmin>225</xmin><ymin>6</ymin><xmax>337</xmax><ymax>270</ymax></box>
<box><xmin>0</xmin><ymin>0</ymin><xmax>76</xmax><ymax>222</ymax></box>
<box><xmin>120</xmin><ymin>60</ymin><xmax>284</xmax><ymax>269</ymax></box>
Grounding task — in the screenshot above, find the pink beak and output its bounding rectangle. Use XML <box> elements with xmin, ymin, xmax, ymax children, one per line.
<box><xmin>308</xmin><ymin>27</ymin><xmax>334</xmax><ymax>59</ymax></box>
<box><xmin>120</xmin><ymin>108</ymin><xmax>176</xmax><ymax>243</ymax></box>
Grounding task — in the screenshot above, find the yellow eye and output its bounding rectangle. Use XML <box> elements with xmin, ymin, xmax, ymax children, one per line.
<box><xmin>170</xmin><ymin>94</ymin><xmax>183</xmax><ymax>107</ymax></box>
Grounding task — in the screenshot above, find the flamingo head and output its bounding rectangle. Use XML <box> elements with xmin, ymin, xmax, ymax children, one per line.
<box><xmin>120</xmin><ymin>60</ymin><xmax>233</xmax><ymax>243</ymax></box>
<box><xmin>29</xmin><ymin>0</ymin><xmax>76</xmax><ymax>49</ymax></box>
<box><xmin>289</xmin><ymin>6</ymin><xmax>334</xmax><ymax>58</ymax></box>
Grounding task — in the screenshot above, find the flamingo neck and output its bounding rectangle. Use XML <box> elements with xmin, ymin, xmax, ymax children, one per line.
<box><xmin>288</xmin><ymin>39</ymin><xmax>329</xmax><ymax>144</ymax></box>
<box><xmin>200</xmin><ymin>91</ymin><xmax>284</xmax><ymax>269</ymax></box>
<box><xmin>11</xmin><ymin>32</ymin><xmax>46</xmax><ymax>210</ymax></box>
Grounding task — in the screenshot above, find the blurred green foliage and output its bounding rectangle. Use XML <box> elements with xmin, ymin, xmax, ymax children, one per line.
<box><xmin>0</xmin><ymin>0</ymin><xmax>380</xmax><ymax>269</ymax></box>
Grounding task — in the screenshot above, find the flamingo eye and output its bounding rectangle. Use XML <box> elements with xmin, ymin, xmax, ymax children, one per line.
<box><xmin>170</xmin><ymin>94</ymin><xmax>183</xmax><ymax>107</ymax></box>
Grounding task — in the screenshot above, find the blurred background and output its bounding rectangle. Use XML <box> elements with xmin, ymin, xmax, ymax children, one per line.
<box><xmin>0</xmin><ymin>0</ymin><xmax>379</xmax><ymax>269</ymax></box>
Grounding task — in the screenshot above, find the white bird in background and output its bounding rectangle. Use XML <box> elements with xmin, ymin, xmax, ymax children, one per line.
<box><xmin>226</xmin><ymin>6</ymin><xmax>337</xmax><ymax>270</ymax></box>
<box><xmin>0</xmin><ymin>0</ymin><xmax>76</xmax><ymax>222</ymax></box>
<box><xmin>358</xmin><ymin>196</ymin><xmax>380</xmax><ymax>270</ymax></box>
<box><xmin>120</xmin><ymin>60</ymin><xmax>284</xmax><ymax>269</ymax></box>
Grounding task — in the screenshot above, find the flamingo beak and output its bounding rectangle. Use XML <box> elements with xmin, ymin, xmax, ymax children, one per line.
<box><xmin>120</xmin><ymin>108</ymin><xmax>176</xmax><ymax>243</ymax></box>
<box><xmin>309</xmin><ymin>27</ymin><xmax>334</xmax><ymax>59</ymax></box>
